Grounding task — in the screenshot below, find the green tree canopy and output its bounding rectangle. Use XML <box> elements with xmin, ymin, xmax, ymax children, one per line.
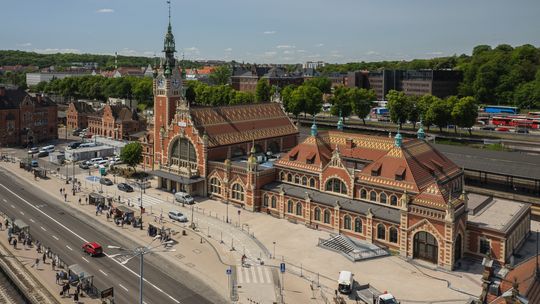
<box><xmin>120</xmin><ymin>142</ymin><xmax>143</xmax><ymax>172</ymax></box>
<box><xmin>330</xmin><ymin>87</ymin><xmax>353</xmax><ymax>118</ymax></box>
<box><xmin>350</xmin><ymin>88</ymin><xmax>376</xmax><ymax>124</ymax></box>
<box><xmin>255</xmin><ymin>78</ymin><xmax>271</xmax><ymax>102</ymax></box>
<box><xmin>304</xmin><ymin>77</ymin><xmax>332</xmax><ymax>94</ymax></box>
<box><xmin>386</xmin><ymin>90</ymin><xmax>409</xmax><ymax>128</ymax></box>
<box><xmin>209</xmin><ymin>65</ymin><xmax>231</xmax><ymax>85</ymax></box>
<box><xmin>426</xmin><ymin>98</ymin><xmax>452</xmax><ymax>132</ymax></box>
<box><xmin>452</xmin><ymin>96</ymin><xmax>478</xmax><ymax>135</ymax></box>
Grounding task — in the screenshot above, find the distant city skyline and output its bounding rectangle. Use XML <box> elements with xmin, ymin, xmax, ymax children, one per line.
<box><xmin>2</xmin><ymin>0</ymin><xmax>540</xmax><ymax>64</ymax></box>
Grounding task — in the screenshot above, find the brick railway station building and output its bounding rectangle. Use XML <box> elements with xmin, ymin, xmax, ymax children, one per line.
<box><xmin>146</xmin><ymin>19</ymin><xmax>531</xmax><ymax>271</ymax></box>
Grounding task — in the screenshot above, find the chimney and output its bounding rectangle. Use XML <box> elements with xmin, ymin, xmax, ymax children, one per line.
<box><xmin>0</xmin><ymin>86</ymin><xmax>5</xmax><ymax>97</ymax></box>
<box><xmin>345</xmin><ymin>138</ymin><xmax>353</xmax><ymax>149</ymax></box>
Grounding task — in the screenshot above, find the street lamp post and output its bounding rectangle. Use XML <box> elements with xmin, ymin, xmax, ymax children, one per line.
<box><xmin>226</xmin><ymin>200</ymin><xmax>229</xmax><ymax>224</ymax></box>
<box><xmin>139</xmin><ymin>177</ymin><xmax>144</xmax><ymax>230</ymax></box>
<box><xmin>108</xmin><ymin>237</ymin><xmax>175</xmax><ymax>304</ymax></box>
<box><xmin>273</xmin><ymin>241</ymin><xmax>276</xmax><ymax>259</ymax></box>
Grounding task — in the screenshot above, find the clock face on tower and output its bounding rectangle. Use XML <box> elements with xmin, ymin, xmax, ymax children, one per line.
<box><xmin>157</xmin><ymin>77</ymin><xmax>165</xmax><ymax>89</ymax></box>
<box><xmin>172</xmin><ymin>78</ymin><xmax>180</xmax><ymax>89</ymax></box>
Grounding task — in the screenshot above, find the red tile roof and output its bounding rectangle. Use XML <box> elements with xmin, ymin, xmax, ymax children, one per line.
<box><xmin>490</xmin><ymin>255</ymin><xmax>540</xmax><ymax>303</ymax></box>
<box><xmin>190</xmin><ymin>103</ymin><xmax>297</xmax><ymax>148</ymax></box>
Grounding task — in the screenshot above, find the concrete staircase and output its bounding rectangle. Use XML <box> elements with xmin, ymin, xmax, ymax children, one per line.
<box><xmin>318</xmin><ymin>234</ymin><xmax>388</xmax><ymax>262</ymax></box>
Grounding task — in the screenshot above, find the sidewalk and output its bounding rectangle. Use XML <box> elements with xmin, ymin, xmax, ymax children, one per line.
<box><xmin>0</xmin><ymin>216</ymin><xmax>100</xmax><ymax>304</ymax></box>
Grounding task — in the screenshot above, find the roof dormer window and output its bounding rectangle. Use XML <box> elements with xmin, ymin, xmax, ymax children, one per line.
<box><xmin>371</xmin><ymin>163</ymin><xmax>382</xmax><ymax>176</ymax></box>
<box><xmin>289</xmin><ymin>150</ymin><xmax>298</xmax><ymax>161</ymax></box>
<box><xmin>306</xmin><ymin>152</ymin><xmax>316</xmax><ymax>164</ymax></box>
<box><xmin>395</xmin><ymin>166</ymin><xmax>406</xmax><ymax>181</ymax></box>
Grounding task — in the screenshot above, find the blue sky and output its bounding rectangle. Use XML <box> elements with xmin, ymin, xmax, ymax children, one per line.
<box><xmin>2</xmin><ymin>0</ymin><xmax>540</xmax><ymax>63</ymax></box>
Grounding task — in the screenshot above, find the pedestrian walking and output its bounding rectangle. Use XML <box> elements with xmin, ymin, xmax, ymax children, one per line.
<box><xmin>52</xmin><ymin>259</ymin><xmax>56</xmax><ymax>270</ymax></box>
<box><xmin>85</xmin><ymin>197</ymin><xmax>88</xmax><ymax>204</ymax></box>
<box><xmin>64</xmin><ymin>193</ymin><xmax>67</xmax><ymax>202</ymax></box>
<box><xmin>55</xmin><ymin>271</ymin><xmax>60</xmax><ymax>284</ymax></box>
<box><xmin>73</xmin><ymin>292</ymin><xmax>79</xmax><ymax>303</ymax></box>
<box><xmin>32</xmin><ymin>258</ymin><xmax>39</xmax><ymax>268</ymax></box>
<box><xmin>43</xmin><ymin>252</ymin><xmax>47</xmax><ymax>263</ymax></box>
<box><xmin>13</xmin><ymin>239</ymin><xmax>17</xmax><ymax>248</ymax></box>
<box><xmin>60</xmin><ymin>188</ymin><xmax>63</xmax><ymax>196</ymax></box>
<box><xmin>22</xmin><ymin>238</ymin><xmax>26</xmax><ymax>247</ymax></box>
<box><xmin>78</xmin><ymin>198</ymin><xmax>81</xmax><ymax>205</ymax></box>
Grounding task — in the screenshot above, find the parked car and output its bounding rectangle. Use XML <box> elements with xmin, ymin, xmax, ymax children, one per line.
<box><xmin>99</xmin><ymin>178</ymin><xmax>113</xmax><ymax>186</ymax></box>
<box><xmin>174</xmin><ymin>192</ymin><xmax>195</xmax><ymax>204</ymax></box>
<box><xmin>82</xmin><ymin>242</ymin><xmax>103</xmax><ymax>257</ymax></box>
<box><xmin>117</xmin><ymin>183</ymin><xmax>134</xmax><ymax>192</ymax></box>
<box><xmin>496</xmin><ymin>127</ymin><xmax>510</xmax><ymax>132</ymax></box>
<box><xmin>37</xmin><ymin>151</ymin><xmax>49</xmax><ymax>158</ymax></box>
<box><xmin>39</xmin><ymin>145</ymin><xmax>55</xmax><ymax>153</ymax></box>
<box><xmin>93</xmin><ymin>160</ymin><xmax>109</xmax><ymax>168</ymax></box>
<box><xmin>31</xmin><ymin>160</ymin><xmax>39</xmax><ymax>167</ymax></box>
<box><xmin>28</xmin><ymin>147</ymin><xmax>39</xmax><ymax>154</ymax></box>
<box><xmin>109</xmin><ymin>157</ymin><xmax>122</xmax><ymax>166</ymax></box>
<box><xmin>87</xmin><ymin>157</ymin><xmax>103</xmax><ymax>165</ymax></box>
<box><xmin>79</xmin><ymin>162</ymin><xmax>89</xmax><ymax>169</ymax></box>
<box><xmin>168</xmin><ymin>211</ymin><xmax>188</xmax><ymax>222</ymax></box>
<box><xmin>67</xmin><ymin>142</ymin><xmax>82</xmax><ymax>149</ymax></box>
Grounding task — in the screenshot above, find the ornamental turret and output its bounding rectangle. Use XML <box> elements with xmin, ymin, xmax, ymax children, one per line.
<box><xmin>162</xmin><ymin>2</ymin><xmax>176</xmax><ymax>77</ymax></box>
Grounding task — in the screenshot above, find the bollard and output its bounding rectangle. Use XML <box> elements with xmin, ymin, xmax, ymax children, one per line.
<box><xmin>231</xmin><ymin>238</ymin><xmax>235</xmax><ymax>251</ymax></box>
<box><xmin>300</xmin><ymin>264</ymin><xmax>303</xmax><ymax>277</ymax></box>
<box><xmin>220</xmin><ymin>231</ymin><xmax>223</xmax><ymax>244</ymax></box>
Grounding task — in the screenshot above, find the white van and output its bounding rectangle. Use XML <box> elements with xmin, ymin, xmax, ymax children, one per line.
<box><xmin>174</xmin><ymin>192</ymin><xmax>195</xmax><ymax>204</ymax></box>
<box><xmin>79</xmin><ymin>142</ymin><xmax>97</xmax><ymax>148</ymax></box>
<box><xmin>87</xmin><ymin>157</ymin><xmax>104</xmax><ymax>165</ymax></box>
<box><xmin>337</xmin><ymin>271</ymin><xmax>353</xmax><ymax>294</ymax></box>
<box><xmin>39</xmin><ymin>145</ymin><xmax>55</xmax><ymax>153</ymax></box>
<box><xmin>93</xmin><ymin>159</ymin><xmax>109</xmax><ymax>168</ymax></box>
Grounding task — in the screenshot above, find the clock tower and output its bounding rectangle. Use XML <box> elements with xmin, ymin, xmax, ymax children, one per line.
<box><xmin>153</xmin><ymin>3</ymin><xmax>183</xmax><ymax>163</ymax></box>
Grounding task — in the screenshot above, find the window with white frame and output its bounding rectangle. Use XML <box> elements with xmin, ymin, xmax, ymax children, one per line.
<box><xmin>209</xmin><ymin>177</ymin><xmax>221</xmax><ymax>194</ymax></box>
<box><xmin>231</xmin><ymin>183</ymin><xmax>244</xmax><ymax>201</ymax></box>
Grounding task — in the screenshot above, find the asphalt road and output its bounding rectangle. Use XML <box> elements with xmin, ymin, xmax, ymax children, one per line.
<box><xmin>0</xmin><ymin>169</ymin><xmax>220</xmax><ymax>304</ymax></box>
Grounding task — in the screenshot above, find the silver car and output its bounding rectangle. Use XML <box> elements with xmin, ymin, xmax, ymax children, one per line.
<box><xmin>168</xmin><ymin>211</ymin><xmax>188</xmax><ymax>222</ymax></box>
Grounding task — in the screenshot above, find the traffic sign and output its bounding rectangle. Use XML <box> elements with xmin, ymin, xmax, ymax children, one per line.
<box><xmin>280</xmin><ymin>263</ymin><xmax>286</xmax><ymax>273</ymax></box>
<box><xmin>226</xmin><ymin>267</ymin><xmax>232</xmax><ymax>275</ymax></box>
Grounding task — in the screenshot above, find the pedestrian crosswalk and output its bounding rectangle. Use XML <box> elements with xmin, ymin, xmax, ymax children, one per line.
<box><xmin>237</xmin><ymin>265</ymin><xmax>273</xmax><ymax>285</ymax></box>
<box><xmin>122</xmin><ymin>193</ymin><xmax>165</xmax><ymax>207</ymax></box>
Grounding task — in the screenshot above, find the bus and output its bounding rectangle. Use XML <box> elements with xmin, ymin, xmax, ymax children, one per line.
<box><xmin>481</xmin><ymin>105</ymin><xmax>519</xmax><ymax>115</ymax></box>
<box><xmin>490</xmin><ymin>116</ymin><xmax>513</xmax><ymax>126</ymax></box>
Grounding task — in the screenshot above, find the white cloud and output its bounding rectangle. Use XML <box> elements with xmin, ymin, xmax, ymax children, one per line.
<box><xmin>224</xmin><ymin>48</ymin><xmax>233</xmax><ymax>52</ymax></box>
<box><xmin>263</xmin><ymin>31</ymin><xmax>276</xmax><ymax>35</ymax></box>
<box><xmin>96</xmin><ymin>8</ymin><xmax>114</xmax><ymax>13</ymax></box>
<box><xmin>33</xmin><ymin>48</ymin><xmax>81</xmax><ymax>54</ymax></box>
<box><xmin>17</xmin><ymin>42</ymin><xmax>32</xmax><ymax>47</ymax></box>
<box><xmin>297</xmin><ymin>50</ymin><xmax>306</xmax><ymax>53</ymax></box>
<box><xmin>264</xmin><ymin>51</ymin><xmax>277</xmax><ymax>56</ymax></box>
<box><xmin>366</xmin><ymin>50</ymin><xmax>379</xmax><ymax>55</ymax></box>
<box><xmin>276</xmin><ymin>45</ymin><xmax>295</xmax><ymax>49</ymax></box>
<box><xmin>426</xmin><ymin>51</ymin><xmax>443</xmax><ymax>56</ymax></box>
<box><xmin>315</xmin><ymin>43</ymin><xmax>324</xmax><ymax>47</ymax></box>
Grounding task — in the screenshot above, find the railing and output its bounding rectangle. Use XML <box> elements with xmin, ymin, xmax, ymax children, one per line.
<box><xmin>159</xmin><ymin>160</ymin><xmax>199</xmax><ymax>177</ymax></box>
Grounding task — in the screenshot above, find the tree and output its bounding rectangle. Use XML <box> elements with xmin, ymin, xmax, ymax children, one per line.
<box><xmin>132</xmin><ymin>78</ymin><xmax>153</xmax><ymax>102</ymax></box>
<box><xmin>209</xmin><ymin>65</ymin><xmax>231</xmax><ymax>85</ymax></box>
<box><xmin>281</xmin><ymin>85</ymin><xmax>296</xmax><ymax>114</ymax></box>
<box><xmin>120</xmin><ymin>142</ymin><xmax>143</xmax><ymax>173</ymax></box>
<box><xmin>350</xmin><ymin>88</ymin><xmax>376</xmax><ymax>124</ymax></box>
<box><xmin>230</xmin><ymin>91</ymin><xmax>255</xmax><ymax>104</ymax></box>
<box><xmin>185</xmin><ymin>82</ymin><xmax>197</xmax><ymax>104</ymax></box>
<box><xmin>297</xmin><ymin>85</ymin><xmax>323</xmax><ymax>117</ymax></box>
<box><xmin>304</xmin><ymin>77</ymin><xmax>332</xmax><ymax>94</ymax></box>
<box><xmin>386</xmin><ymin>90</ymin><xmax>409</xmax><ymax>128</ymax></box>
<box><xmin>407</xmin><ymin>95</ymin><xmax>420</xmax><ymax>129</ymax></box>
<box><xmin>255</xmin><ymin>78</ymin><xmax>271</xmax><ymax>102</ymax></box>
<box><xmin>445</xmin><ymin>96</ymin><xmax>460</xmax><ymax>133</ymax></box>
<box><xmin>452</xmin><ymin>96</ymin><xmax>478</xmax><ymax>135</ymax></box>
<box><xmin>330</xmin><ymin>87</ymin><xmax>352</xmax><ymax>118</ymax></box>
<box><xmin>426</xmin><ymin>98</ymin><xmax>452</xmax><ymax>132</ymax></box>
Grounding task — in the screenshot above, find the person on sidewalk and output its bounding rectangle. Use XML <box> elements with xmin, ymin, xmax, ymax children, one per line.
<box><xmin>73</xmin><ymin>291</ymin><xmax>79</xmax><ymax>303</ymax></box>
<box><xmin>78</xmin><ymin>198</ymin><xmax>81</xmax><ymax>205</ymax></box>
<box><xmin>32</xmin><ymin>258</ymin><xmax>39</xmax><ymax>268</ymax></box>
<box><xmin>42</xmin><ymin>252</ymin><xmax>47</xmax><ymax>264</ymax></box>
<box><xmin>12</xmin><ymin>238</ymin><xmax>17</xmax><ymax>249</ymax></box>
<box><xmin>64</xmin><ymin>193</ymin><xmax>67</xmax><ymax>202</ymax></box>
<box><xmin>55</xmin><ymin>272</ymin><xmax>60</xmax><ymax>284</ymax></box>
<box><xmin>52</xmin><ymin>259</ymin><xmax>56</xmax><ymax>270</ymax></box>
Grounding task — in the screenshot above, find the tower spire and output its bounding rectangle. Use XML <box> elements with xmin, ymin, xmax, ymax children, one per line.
<box><xmin>162</xmin><ymin>0</ymin><xmax>176</xmax><ymax>77</ymax></box>
<box><xmin>167</xmin><ymin>0</ymin><xmax>171</xmax><ymax>26</ymax></box>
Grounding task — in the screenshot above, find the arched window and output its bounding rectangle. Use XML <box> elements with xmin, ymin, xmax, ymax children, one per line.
<box><xmin>314</xmin><ymin>207</ymin><xmax>321</xmax><ymax>221</ymax></box>
<box><xmin>323</xmin><ymin>209</ymin><xmax>331</xmax><ymax>224</ymax></box>
<box><xmin>380</xmin><ymin>193</ymin><xmax>387</xmax><ymax>204</ymax></box>
<box><xmin>209</xmin><ymin>177</ymin><xmax>221</xmax><ymax>194</ymax></box>
<box><xmin>170</xmin><ymin>137</ymin><xmax>196</xmax><ymax>164</ymax></box>
<box><xmin>377</xmin><ymin>224</ymin><xmax>386</xmax><ymax>240</ymax></box>
<box><xmin>294</xmin><ymin>175</ymin><xmax>300</xmax><ymax>184</ymax></box>
<box><xmin>325</xmin><ymin>178</ymin><xmax>348</xmax><ymax>194</ymax></box>
<box><xmin>271</xmin><ymin>196</ymin><xmax>277</xmax><ymax>208</ymax></box>
<box><xmin>287</xmin><ymin>200</ymin><xmax>293</xmax><ymax>213</ymax></box>
<box><xmin>360</xmin><ymin>189</ymin><xmax>367</xmax><ymax>199</ymax></box>
<box><xmin>343</xmin><ymin>215</ymin><xmax>351</xmax><ymax>230</ymax></box>
<box><xmin>354</xmin><ymin>218</ymin><xmax>362</xmax><ymax>233</ymax></box>
<box><xmin>389</xmin><ymin>227</ymin><xmax>398</xmax><ymax>243</ymax></box>
<box><xmin>231</xmin><ymin>183</ymin><xmax>244</xmax><ymax>201</ymax></box>
<box><xmin>370</xmin><ymin>191</ymin><xmax>377</xmax><ymax>202</ymax></box>
<box><xmin>296</xmin><ymin>203</ymin><xmax>302</xmax><ymax>216</ymax></box>
<box><xmin>287</xmin><ymin>173</ymin><xmax>292</xmax><ymax>182</ymax></box>
<box><xmin>309</xmin><ymin>178</ymin><xmax>315</xmax><ymax>188</ymax></box>
<box><xmin>390</xmin><ymin>195</ymin><xmax>398</xmax><ymax>206</ymax></box>
<box><xmin>280</xmin><ymin>171</ymin><xmax>285</xmax><ymax>181</ymax></box>
<box><xmin>263</xmin><ymin>194</ymin><xmax>269</xmax><ymax>207</ymax></box>
<box><xmin>301</xmin><ymin>176</ymin><xmax>307</xmax><ymax>186</ymax></box>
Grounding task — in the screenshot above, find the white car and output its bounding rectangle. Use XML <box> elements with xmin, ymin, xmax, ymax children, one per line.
<box><xmin>39</xmin><ymin>145</ymin><xmax>55</xmax><ymax>153</ymax></box>
<box><xmin>109</xmin><ymin>157</ymin><xmax>122</xmax><ymax>165</ymax></box>
<box><xmin>93</xmin><ymin>160</ymin><xmax>109</xmax><ymax>168</ymax></box>
<box><xmin>168</xmin><ymin>211</ymin><xmax>188</xmax><ymax>222</ymax></box>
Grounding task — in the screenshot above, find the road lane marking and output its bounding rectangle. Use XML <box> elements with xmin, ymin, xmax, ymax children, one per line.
<box><xmin>30</xmin><ymin>219</ymin><xmax>35</xmax><ymax>223</ymax></box>
<box><xmin>10</xmin><ymin>204</ymin><xmax>14</xmax><ymax>208</ymax></box>
<box><xmin>82</xmin><ymin>257</ymin><xmax>89</xmax><ymax>263</ymax></box>
<box><xmin>2</xmin><ymin>199</ymin><xmax>6</xmax><ymax>202</ymax></box>
<box><xmin>66</xmin><ymin>245</ymin><xmax>73</xmax><ymax>251</ymax></box>
<box><xmin>40</xmin><ymin>226</ymin><xmax>46</xmax><ymax>231</ymax></box>
<box><xmin>119</xmin><ymin>284</ymin><xmax>128</xmax><ymax>292</ymax></box>
<box><xmin>19</xmin><ymin>211</ymin><xmax>24</xmax><ymax>215</ymax></box>
<box><xmin>52</xmin><ymin>235</ymin><xmax>59</xmax><ymax>240</ymax></box>
<box><xmin>99</xmin><ymin>269</ymin><xmax>108</xmax><ymax>276</ymax></box>
<box><xmin>0</xmin><ymin>182</ymin><xmax>182</xmax><ymax>304</ymax></box>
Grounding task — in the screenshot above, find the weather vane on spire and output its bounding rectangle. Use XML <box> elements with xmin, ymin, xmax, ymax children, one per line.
<box><xmin>167</xmin><ymin>0</ymin><xmax>171</xmax><ymax>24</ymax></box>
